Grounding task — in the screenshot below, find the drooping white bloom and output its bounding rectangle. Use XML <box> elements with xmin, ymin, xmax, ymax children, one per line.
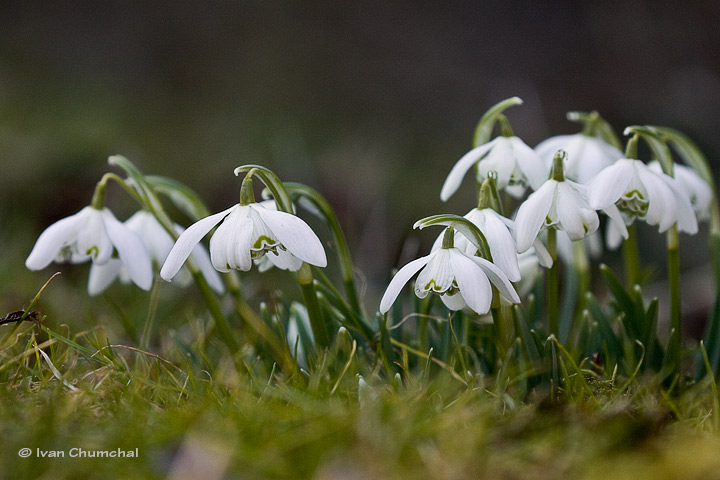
<box><xmin>440</xmin><ymin>136</ymin><xmax>548</xmax><ymax>201</ymax></box>
<box><xmin>252</xmin><ymin>200</ymin><xmax>303</xmax><ymax>272</ymax></box>
<box><xmin>379</xmin><ymin>245</ymin><xmax>520</xmax><ymax>316</ymax></box>
<box><xmin>588</xmin><ymin>158</ymin><xmax>698</xmax><ymax>235</ymax></box>
<box><xmin>88</xmin><ymin>211</ymin><xmax>224</xmax><ymax>296</ymax></box>
<box><xmin>535</xmin><ymin>134</ymin><xmax>622</xmax><ymax>184</ymax></box>
<box><xmin>160</xmin><ymin>201</ymin><xmax>326</xmax><ymax>281</ymax></box>
<box><xmin>25</xmin><ymin>206</ymin><xmax>153</xmax><ymax>292</ymax></box>
<box><xmin>647</xmin><ymin>161</ymin><xmax>712</xmax><ymax>221</ymax></box>
<box><xmin>431</xmin><ymin>208</ymin><xmax>529</xmax><ymax>282</ymax></box>
<box><xmin>514</xmin><ymin>178</ymin><xmax>628</xmax><ymax>253</ymax></box>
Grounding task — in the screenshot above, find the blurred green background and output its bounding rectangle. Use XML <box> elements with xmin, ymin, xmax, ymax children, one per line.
<box><xmin>2</xmin><ymin>1</ymin><xmax>719</xmax><ymax>330</ymax></box>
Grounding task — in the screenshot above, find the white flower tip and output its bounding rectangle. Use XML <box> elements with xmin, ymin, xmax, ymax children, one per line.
<box><xmin>566</xmin><ymin>111</ymin><xmax>580</xmax><ymax>121</ymax></box>
<box><xmin>107</xmin><ymin>154</ymin><xmax>127</xmax><ymax>166</ymax></box>
<box><xmin>439</xmin><ymin>182</ymin><xmax>457</xmax><ymax>202</ymax></box>
<box><xmin>233</xmin><ymin>166</ymin><xmax>243</xmax><ymax>176</ymax></box>
<box><xmin>622</xmin><ymin>126</ymin><xmax>633</xmax><ymax>136</ymax></box>
<box><xmin>510</xmin><ymin>96</ymin><xmax>523</xmax><ymax>105</ymax></box>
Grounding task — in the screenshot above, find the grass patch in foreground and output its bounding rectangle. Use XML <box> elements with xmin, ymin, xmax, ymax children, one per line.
<box><xmin>1</xmin><ymin>320</ymin><xmax>720</xmax><ymax>480</ymax></box>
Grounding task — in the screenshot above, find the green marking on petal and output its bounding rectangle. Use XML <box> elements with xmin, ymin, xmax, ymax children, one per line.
<box><xmin>253</xmin><ymin>235</ymin><xmax>277</xmax><ymax>250</ymax></box>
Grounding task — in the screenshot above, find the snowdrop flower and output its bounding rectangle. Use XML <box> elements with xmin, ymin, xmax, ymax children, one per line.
<box><xmin>88</xmin><ymin>211</ymin><xmax>224</xmax><ymax>296</ymax></box>
<box><xmin>535</xmin><ymin>134</ymin><xmax>622</xmax><ymax>184</ymax></box>
<box><xmin>514</xmin><ymin>152</ymin><xmax>628</xmax><ymax>253</ymax></box>
<box><xmin>648</xmin><ymin>161</ymin><xmax>712</xmax><ymax>222</ymax></box>
<box><xmin>440</xmin><ymin>136</ymin><xmax>547</xmax><ymax>201</ymax></box>
<box><xmin>379</xmin><ymin>228</ymin><xmax>520</xmax><ymax>315</ymax></box>
<box><xmin>26</xmin><ymin>206</ymin><xmax>153</xmax><ymax>292</ymax></box>
<box><xmin>432</xmin><ymin>208</ymin><xmax>534</xmax><ymax>281</ymax></box>
<box><xmin>251</xmin><ymin>200</ymin><xmax>304</xmax><ymax>272</ymax></box>
<box><xmin>160</xmin><ymin>200</ymin><xmax>326</xmax><ymax>281</ymax></box>
<box><xmin>588</xmin><ymin>158</ymin><xmax>698</xmax><ymax>235</ymax></box>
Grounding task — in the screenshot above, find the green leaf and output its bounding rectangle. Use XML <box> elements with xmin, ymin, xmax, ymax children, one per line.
<box><xmin>144</xmin><ymin>175</ymin><xmax>211</xmax><ymax>221</ymax></box>
<box><xmin>567</xmin><ymin>111</ymin><xmax>622</xmax><ymax>150</ymax></box>
<box><xmin>623</xmin><ymin>125</ymin><xmax>674</xmax><ymax>175</ymax></box>
<box><xmin>472</xmin><ymin>97</ymin><xmax>523</xmax><ymax>147</ymax></box>
<box><xmin>413</xmin><ymin>214</ymin><xmax>492</xmax><ymax>261</ymax></box>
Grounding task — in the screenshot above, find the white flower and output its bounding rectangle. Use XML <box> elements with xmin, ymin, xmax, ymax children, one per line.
<box><xmin>431</xmin><ymin>208</ymin><xmax>520</xmax><ymax>281</ymax></box>
<box><xmin>535</xmin><ymin>134</ymin><xmax>622</xmax><ymax>184</ymax></box>
<box><xmin>588</xmin><ymin>158</ymin><xmax>698</xmax><ymax>235</ymax></box>
<box><xmin>25</xmin><ymin>206</ymin><xmax>153</xmax><ymax>292</ymax></box>
<box><xmin>648</xmin><ymin>161</ymin><xmax>712</xmax><ymax>222</ymax></box>
<box><xmin>514</xmin><ymin>178</ymin><xmax>628</xmax><ymax>253</ymax></box>
<box><xmin>251</xmin><ymin>200</ymin><xmax>303</xmax><ymax>272</ymax></box>
<box><xmin>160</xmin><ymin>202</ymin><xmax>326</xmax><ymax>280</ymax></box>
<box><xmin>440</xmin><ymin>136</ymin><xmax>548</xmax><ymax>201</ymax></box>
<box><xmin>88</xmin><ymin>211</ymin><xmax>224</xmax><ymax>296</ymax></box>
<box><xmin>379</xmin><ymin>246</ymin><xmax>520</xmax><ymax>316</ymax></box>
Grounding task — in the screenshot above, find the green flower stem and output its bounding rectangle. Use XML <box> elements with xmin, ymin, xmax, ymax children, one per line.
<box><xmin>623</xmin><ymin>223</ymin><xmax>640</xmax><ymax>287</ymax></box>
<box><xmin>91</xmin><ymin>173</ymin><xmax>145</xmax><ymax>210</ymax></box>
<box><xmin>224</xmin><ymin>272</ymin><xmax>296</xmax><ymax>374</ymax></box>
<box><xmin>284</xmin><ymin>182</ymin><xmax>363</xmax><ymax>316</ymax></box>
<box><xmin>298</xmin><ymin>263</ymin><xmax>331</xmax><ymax>350</ymax></box>
<box><xmin>667</xmin><ymin>225</ymin><xmax>682</xmax><ymax>370</ymax></box>
<box><xmin>191</xmin><ymin>269</ymin><xmax>240</xmax><ymax>359</ymax></box>
<box><xmin>547</xmin><ymin>228</ymin><xmax>559</xmax><ymax>336</ymax></box>
<box><xmin>572</xmin><ymin>240</ymin><xmax>590</xmax><ymax>323</ymax></box>
<box><xmin>108</xmin><ymin>156</ymin><xmax>245</xmax><ymax>367</ymax></box>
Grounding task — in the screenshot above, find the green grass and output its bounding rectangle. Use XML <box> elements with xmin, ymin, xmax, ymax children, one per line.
<box><xmin>1</xmin><ymin>311</ymin><xmax>720</xmax><ymax>480</ymax></box>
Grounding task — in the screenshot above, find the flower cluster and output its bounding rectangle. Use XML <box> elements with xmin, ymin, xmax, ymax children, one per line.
<box><xmin>25</xmin><ymin>164</ymin><xmax>327</xmax><ymax>298</ymax></box>
<box><xmin>379</xmin><ymin>101</ymin><xmax>710</xmax><ymax>318</ymax></box>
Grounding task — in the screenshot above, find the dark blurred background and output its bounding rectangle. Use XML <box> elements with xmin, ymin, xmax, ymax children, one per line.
<box><xmin>2</xmin><ymin>1</ymin><xmax>719</xmax><ymax>323</ymax></box>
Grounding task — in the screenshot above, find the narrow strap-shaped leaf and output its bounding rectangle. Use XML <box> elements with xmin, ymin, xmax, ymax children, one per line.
<box><xmin>472</xmin><ymin>97</ymin><xmax>523</xmax><ymax>147</ymax></box>
<box><xmin>144</xmin><ymin>175</ymin><xmax>211</xmax><ymax>220</ymax></box>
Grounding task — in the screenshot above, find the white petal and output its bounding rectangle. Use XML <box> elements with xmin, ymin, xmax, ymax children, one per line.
<box><xmin>481</xmin><ymin>210</ymin><xmax>521</xmax><ymax>281</ymax></box>
<box><xmin>449</xmin><ymin>250</ymin><xmax>492</xmax><ymax>315</ymax></box>
<box><xmin>253</xmin><ymin>204</ymin><xmax>327</xmax><ymax>267</ymax></box>
<box><xmin>509</xmin><ymin>136</ymin><xmax>548</xmax><ymax>190</ymax></box>
<box><xmin>605</xmin><ymin>220</ymin><xmax>624</xmax><ymax>251</ymax></box>
<box><xmin>535</xmin><ymin>135</ymin><xmax>574</xmax><ymax>168</ymax></box>
<box><xmin>675</xmin><ymin>164</ymin><xmax>713</xmax><ymax>220</ymax></box>
<box><xmin>188</xmin><ymin>238</ymin><xmax>225</xmax><ymax>294</ymax></box>
<box><xmin>25</xmin><ymin>208</ymin><xmax>88</xmax><ymax>270</ymax></box>
<box><xmin>532</xmin><ymin>237</ymin><xmax>553</xmax><ymax>268</ymax></box>
<box><xmin>102</xmin><ymin>209</ymin><xmax>153</xmax><ymax>291</ymax></box>
<box><xmin>637</xmin><ymin>168</ymin><xmax>677</xmax><ymax>232</ymax></box>
<box><xmin>440</xmin><ymin>291</ymin><xmax>467</xmax><ymax>311</ymax></box>
<box><xmin>266</xmin><ymin>248</ymin><xmax>304</xmax><ymax>272</ymax></box>
<box><xmin>87</xmin><ymin>259</ymin><xmax>124</xmax><ymax>296</ymax></box>
<box><xmin>161</xmin><ymin>205</ymin><xmax>237</xmax><ymax>280</ymax></box>
<box><xmin>76</xmin><ymin>208</ymin><xmax>114</xmax><ymax>264</ymax></box>
<box><xmin>416</xmin><ymin>248</ymin><xmax>454</xmax><ymax>295</ymax></box>
<box><xmin>440</xmin><ymin>139</ymin><xmax>497</xmax><ymax>201</ymax></box>
<box><xmin>514</xmin><ymin>180</ymin><xmax>557</xmax><ymax>252</ymax></box>
<box><xmin>470</xmin><ymin>256</ymin><xmax>521</xmax><ymax>304</ymax></box>
<box><xmin>211</xmin><ymin>208</ymin><xmax>253</xmax><ymax>272</ymax></box>
<box><xmin>601</xmin><ymin>204</ymin><xmax>629</xmax><ymax>240</ymax></box>
<box><xmin>588</xmin><ymin>160</ymin><xmax>634</xmax><ymax>209</ymax></box>
<box><xmin>379</xmin><ymin>254</ymin><xmax>432</xmax><ymax>313</ymax></box>
<box><xmin>663</xmin><ymin>174</ymin><xmax>699</xmax><ymax>235</ymax></box>
<box><xmin>555</xmin><ymin>183</ymin><xmax>599</xmax><ymax>241</ymax></box>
